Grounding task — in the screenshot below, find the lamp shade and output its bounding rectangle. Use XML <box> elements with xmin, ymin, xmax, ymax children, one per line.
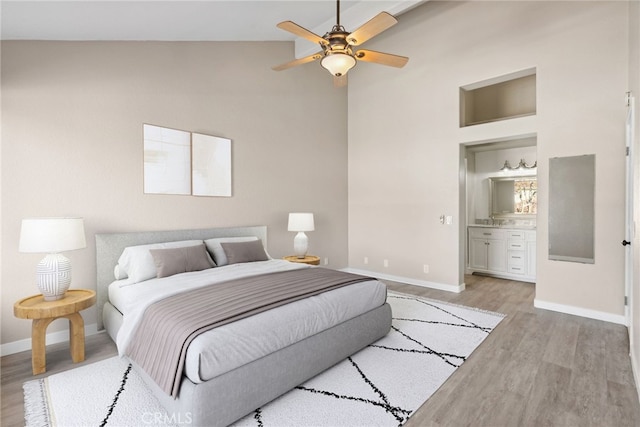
<box><xmin>288</xmin><ymin>213</ymin><xmax>314</xmax><ymax>232</ymax></box>
<box><xmin>19</xmin><ymin>217</ymin><xmax>86</xmax><ymax>253</ymax></box>
<box><xmin>321</xmin><ymin>53</ymin><xmax>356</xmax><ymax>77</ymax></box>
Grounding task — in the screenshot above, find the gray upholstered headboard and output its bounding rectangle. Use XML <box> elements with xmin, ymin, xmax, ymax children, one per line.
<box><xmin>95</xmin><ymin>225</ymin><xmax>267</xmax><ymax>330</ymax></box>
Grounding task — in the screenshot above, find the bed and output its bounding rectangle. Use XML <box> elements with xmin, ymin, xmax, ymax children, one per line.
<box><xmin>96</xmin><ymin>225</ymin><xmax>392</xmax><ymax>426</ymax></box>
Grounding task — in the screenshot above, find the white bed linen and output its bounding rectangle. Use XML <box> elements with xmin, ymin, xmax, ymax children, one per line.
<box><xmin>109</xmin><ymin>260</ymin><xmax>387</xmax><ymax>383</ymax></box>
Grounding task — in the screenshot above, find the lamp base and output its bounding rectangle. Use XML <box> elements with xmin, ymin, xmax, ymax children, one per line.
<box><xmin>36</xmin><ymin>253</ymin><xmax>72</xmax><ymax>301</ymax></box>
<box><xmin>43</xmin><ymin>294</ymin><xmax>65</xmax><ymax>302</ymax></box>
<box><xmin>293</xmin><ymin>232</ymin><xmax>309</xmax><ymax>259</ymax></box>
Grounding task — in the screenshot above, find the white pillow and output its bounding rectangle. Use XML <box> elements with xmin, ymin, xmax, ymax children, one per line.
<box><xmin>116</xmin><ymin>240</ymin><xmax>204</xmax><ymax>283</ymax></box>
<box><xmin>114</xmin><ymin>264</ymin><xmax>127</xmax><ymax>280</ymax></box>
<box><xmin>204</xmin><ymin>236</ymin><xmax>260</xmax><ymax>266</ymax></box>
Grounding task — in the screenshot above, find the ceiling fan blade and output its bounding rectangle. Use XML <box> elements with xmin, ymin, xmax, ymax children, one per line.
<box><xmin>276</xmin><ymin>21</ymin><xmax>328</xmax><ymax>46</ymax></box>
<box><xmin>272</xmin><ymin>52</ymin><xmax>323</xmax><ymax>71</ymax></box>
<box><xmin>355</xmin><ymin>49</ymin><xmax>409</xmax><ymax>68</ymax></box>
<box><xmin>346</xmin><ymin>12</ymin><xmax>397</xmax><ymax>46</ymax></box>
<box><xmin>334</xmin><ymin>74</ymin><xmax>347</xmax><ymax>88</ymax></box>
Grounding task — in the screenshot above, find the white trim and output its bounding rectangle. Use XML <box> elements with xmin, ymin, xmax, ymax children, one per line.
<box><xmin>342</xmin><ymin>268</ymin><xmax>465</xmax><ymax>293</ymax></box>
<box><xmin>534</xmin><ymin>299</ymin><xmax>626</xmax><ymax>325</ymax></box>
<box><xmin>460</xmin><ymin>67</ymin><xmax>537</xmax><ymax>91</ymax></box>
<box><xmin>1</xmin><ymin>323</ymin><xmax>100</xmax><ymax>357</ymax></box>
<box><xmin>467</xmin><ymin>269</ymin><xmax>536</xmax><ymax>284</ymax></box>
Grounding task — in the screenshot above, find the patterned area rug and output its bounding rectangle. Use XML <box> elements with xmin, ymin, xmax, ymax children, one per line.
<box><xmin>24</xmin><ymin>292</ymin><xmax>504</xmax><ymax>427</ymax></box>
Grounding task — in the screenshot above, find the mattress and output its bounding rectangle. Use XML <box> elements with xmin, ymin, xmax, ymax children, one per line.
<box><xmin>108</xmin><ymin>260</ymin><xmax>387</xmax><ymax>384</ymax></box>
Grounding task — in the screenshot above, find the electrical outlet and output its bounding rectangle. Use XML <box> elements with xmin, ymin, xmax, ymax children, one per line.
<box><xmin>423</xmin><ymin>264</ymin><xmax>429</xmax><ymax>274</ymax></box>
<box><xmin>384</xmin><ymin>259</ymin><xmax>389</xmax><ymax>268</ymax></box>
<box><xmin>324</xmin><ymin>257</ymin><xmax>329</xmax><ymax>265</ymax></box>
<box><xmin>364</xmin><ymin>257</ymin><xmax>369</xmax><ymax>265</ymax></box>
<box><xmin>445</xmin><ymin>215</ymin><xmax>453</xmax><ymax>225</ymax></box>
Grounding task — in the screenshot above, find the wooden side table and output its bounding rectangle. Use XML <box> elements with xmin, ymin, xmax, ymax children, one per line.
<box><xmin>283</xmin><ymin>255</ymin><xmax>321</xmax><ymax>266</ymax></box>
<box><xmin>14</xmin><ymin>289</ymin><xmax>96</xmax><ymax>375</ymax></box>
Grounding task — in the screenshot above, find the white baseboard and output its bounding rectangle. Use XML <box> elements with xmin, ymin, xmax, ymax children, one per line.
<box><xmin>534</xmin><ymin>299</ymin><xmax>627</xmax><ymax>325</ymax></box>
<box><xmin>342</xmin><ymin>268</ymin><xmax>465</xmax><ymax>293</ymax></box>
<box><xmin>1</xmin><ymin>323</ymin><xmax>100</xmax><ymax>357</ymax></box>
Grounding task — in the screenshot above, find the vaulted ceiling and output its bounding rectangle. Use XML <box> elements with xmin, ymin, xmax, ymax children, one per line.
<box><xmin>2</xmin><ymin>1</ymin><xmax>425</xmax><ymax>57</ymax></box>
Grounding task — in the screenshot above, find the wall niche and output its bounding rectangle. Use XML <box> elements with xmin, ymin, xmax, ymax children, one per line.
<box><xmin>460</xmin><ymin>68</ymin><xmax>536</xmax><ymax>127</ymax></box>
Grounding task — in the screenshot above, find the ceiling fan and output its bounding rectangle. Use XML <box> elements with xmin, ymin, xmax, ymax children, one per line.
<box><xmin>272</xmin><ymin>0</ymin><xmax>409</xmax><ymax>86</ymax></box>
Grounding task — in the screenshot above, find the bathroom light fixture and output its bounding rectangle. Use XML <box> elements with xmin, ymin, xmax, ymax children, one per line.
<box><xmin>288</xmin><ymin>213</ymin><xmax>315</xmax><ymax>258</ymax></box>
<box><xmin>500</xmin><ymin>161</ymin><xmax>512</xmax><ymax>171</ymax></box>
<box><xmin>522</xmin><ymin>159</ymin><xmax>537</xmax><ymax>168</ymax></box>
<box><xmin>500</xmin><ymin>159</ymin><xmax>537</xmax><ymax>171</ymax></box>
<box><xmin>19</xmin><ymin>217</ymin><xmax>86</xmax><ymax>300</ymax></box>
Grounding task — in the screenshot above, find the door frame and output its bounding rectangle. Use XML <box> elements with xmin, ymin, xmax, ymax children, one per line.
<box><xmin>625</xmin><ymin>92</ymin><xmax>635</xmax><ymax>332</ymax></box>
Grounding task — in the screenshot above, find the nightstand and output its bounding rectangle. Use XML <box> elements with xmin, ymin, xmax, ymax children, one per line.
<box><xmin>283</xmin><ymin>255</ymin><xmax>321</xmax><ymax>266</ymax></box>
<box><xmin>14</xmin><ymin>289</ymin><xmax>96</xmax><ymax>375</ymax></box>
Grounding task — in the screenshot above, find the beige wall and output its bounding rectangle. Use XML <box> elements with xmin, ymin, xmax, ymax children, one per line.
<box><xmin>349</xmin><ymin>1</ymin><xmax>629</xmax><ymax>315</ymax></box>
<box><xmin>1</xmin><ymin>41</ymin><xmax>348</xmax><ymax>345</ymax></box>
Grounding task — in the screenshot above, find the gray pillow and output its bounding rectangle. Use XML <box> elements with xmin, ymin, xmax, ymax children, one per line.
<box><xmin>204</xmin><ymin>236</ymin><xmax>259</xmax><ymax>266</ymax></box>
<box><xmin>149</xmin><ymin>243</ymin><xmax>215</xmax><ymax>278</ymax></box>
<box><xmin>220</xmin><ymin>239</ymin><xmax>269</xmax><ymax>265</ymax></box>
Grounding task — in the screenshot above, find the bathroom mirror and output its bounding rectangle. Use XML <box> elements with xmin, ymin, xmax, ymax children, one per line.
<box><xmin>489</xmin><ymin>176</ymin><xmax>537</xmax><ymax>217</ymax></box>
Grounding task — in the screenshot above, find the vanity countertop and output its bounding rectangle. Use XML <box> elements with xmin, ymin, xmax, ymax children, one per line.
<box><xmin>468</xmin><ymin>224</ymin><xmax>536</xmax><ymax>230</ymax></box>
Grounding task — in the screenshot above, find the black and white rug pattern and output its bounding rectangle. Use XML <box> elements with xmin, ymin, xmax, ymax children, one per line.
<box><xmin>234</xmin><ymin>294</ymin><xmax>505</xmax><ymax>426</ymax></box>
<box><xmin>24</xmin><ymin>293</ymin><xmax>504</xmax><ymax>427</ymax></box>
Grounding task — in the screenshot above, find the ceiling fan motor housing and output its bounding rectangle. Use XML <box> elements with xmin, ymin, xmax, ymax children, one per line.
<box><xmin>323</xmin><ymin>26</ymin><xmax>349</xmax><ymax>50</ymax></box>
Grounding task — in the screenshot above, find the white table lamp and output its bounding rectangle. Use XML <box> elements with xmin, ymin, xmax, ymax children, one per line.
<box><xmin>19</xmin><ymin>217</ymin><xmax>86</xmax><ymax>301</ymax></box>
<box><xmin>288</xmin><ymin>213</ymin><xmax>314</xmax><ymax>258</ymax></box>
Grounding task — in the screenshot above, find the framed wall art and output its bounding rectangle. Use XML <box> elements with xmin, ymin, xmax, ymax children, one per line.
<box><xmin>143</xmin><ymin>124</ymin><xmax>191</xmax><ymax>195</ymax></box>
<box><xmin>143</xmin><ymin>124</ymin><xmax>232</xmax><ymax>197</ymax></box>
<box><xmin>192</xmin><ymin>133</ymin><xmax>232</xmax><ymax>197</ymax></box>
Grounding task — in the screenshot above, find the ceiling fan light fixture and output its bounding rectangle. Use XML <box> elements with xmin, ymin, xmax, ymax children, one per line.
<box><xmin>321</xmin><ymin>52</ymin><xmax>356</xmax><ymax>77</ymax></box>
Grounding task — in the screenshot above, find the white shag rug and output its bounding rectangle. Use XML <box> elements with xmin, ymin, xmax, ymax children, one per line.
<box><xmin>24</xmin><ymin>293</ymin><xmax>504</xmax><ymax>427</ymax></box>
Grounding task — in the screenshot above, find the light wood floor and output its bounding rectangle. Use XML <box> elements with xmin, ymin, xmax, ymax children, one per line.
<box><xmin>2</xmin><ymin>274</ymin><xmax>639</xmax><ymax>426</ymax></box>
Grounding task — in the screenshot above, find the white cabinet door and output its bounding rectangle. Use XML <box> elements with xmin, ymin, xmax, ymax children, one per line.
<box><xmin>487</xmin><ymin>239</ymin><xmax>507</xmax><ymax>272</ymax></box>
<box><xmin>470</xmin><ymin>238</ymin><xmax>488</xmax><ymax>270</ymax></box>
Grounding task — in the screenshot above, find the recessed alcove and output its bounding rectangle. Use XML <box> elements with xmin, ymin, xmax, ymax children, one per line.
<box><xmin>460</xmin><ymin>68</ymin><xmax>537</xmax><ymax>127</ymax></box>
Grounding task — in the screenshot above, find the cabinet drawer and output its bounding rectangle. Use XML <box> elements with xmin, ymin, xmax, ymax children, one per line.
<box><xmin>508</xmin><ymin>231</ymin><xmax>525</xmax><ymax>240</ymax></box>
<box><xmin>508</xmin><ymin>241</ymin><xmax>525</xmax><ymax>250</ymax></box>
<box><xmin>469</xmin><ymin>228</ymin><xmax>506</xmax><ymax>239</ymax></box>
<box><xmin>508</xmin><ymin>251</ymin><xmax>525</xmax><ymax>266</ymax></box>
<box><xmin>508</xmin><ymin>264</ymin><xmax>525</xmax><ymax>274</ymax></box>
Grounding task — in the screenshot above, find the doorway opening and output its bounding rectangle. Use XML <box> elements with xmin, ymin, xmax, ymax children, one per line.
<box><xmin>459</xmin><ymin>135</ymin><xmax>538</xmax><ymax>285</ymax></box>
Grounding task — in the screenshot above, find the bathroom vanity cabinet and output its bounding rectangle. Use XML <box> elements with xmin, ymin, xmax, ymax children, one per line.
<box><xmin>468</xmin><ymin>226</ymin><xmax>536</xmax><ymax>283</ymax></box>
